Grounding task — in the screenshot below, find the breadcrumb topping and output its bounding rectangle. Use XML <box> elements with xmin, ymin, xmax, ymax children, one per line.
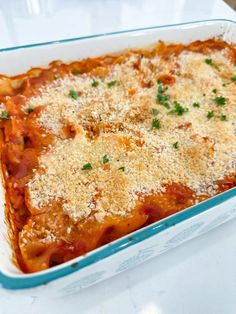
<box><xmin>25</xmin><ymin>48</ymin><xmax>236</xmax><ymax>222</ymax></box>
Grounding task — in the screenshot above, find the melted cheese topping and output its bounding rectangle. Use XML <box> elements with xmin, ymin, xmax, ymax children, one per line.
<box><xmin>26</xmin><ymin>48</ymin><xmax>236</xmax><ymax>222</ymax></box>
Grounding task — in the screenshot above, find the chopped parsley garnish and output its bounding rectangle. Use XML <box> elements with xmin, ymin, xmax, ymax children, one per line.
<box><xmin>214</xmin><ymin>96</ymin><xmax>226</xmax><ymax>106</ymax></box>
<box><xmin>156</xmin><ymin>81</ymin><xmax>170</xmax><ymax>108</ymax></box>
<box><xmin>157</xmin><ymin>99</ymin><xmax>170</xmax><ymax>108</ymax></box>
<box><xmin>27</xmin><ymin>107</ymin><xmax>34</xmax><ymax>114</ymax></box>
<box><xmin>107</xmin><ymin>80</ymin><xmax>117</xmax><ymax>88</ymax></box>
<box><xmin>158</xmin><ymin>83</ymin><xmax>168</xmax><ymax>94</ymax></box>
<box><xmin>102</xmin><ymin>154</ymin><xmax>109</xmax><ymax>164</ymax></box>
<box><xmin>69</xmin><ymin>89</ymin><xmax>78</xmax><ymax>100</ymax></box>
<box><xmin>176</xmin><ymin>71</ymin><xmax>181</xmax><ymax>76</ymax></box>
<box><xmin>157</xmin><ymin>94</ymin><xmax>170</xmax><ymax>106</ymax></box>
<box><xmin>219</xmin><ymin>114</ymin><xmax>227</xmax><ymax>121</ymax></box>
<box><xmin>168</xmin><ymin>101</ymin><xmax>188</xmax><ymax>116</ymax></box>
<box><xmin>152</xmin><ymin>119</ymin><xmax>161</xmax><ymax>129</ymax></box>
<box><xmin>231</xmin><ymin>75</ymin><xmax>236</xmax><ymax>82</ymax></box>
<box><xmin>81</xmin><ymin>163</ymin><xmax>92</xmax><ymax>170</ymax></box>
<box><xmin>151</xmin><ymin>108</ymin><xmax>159</xmax><ymax>116</ymax></box>
<box><xmin>173</xmin><ymin>142</ymin><xmax>179</xmax><ymax>149</ymax></box>
<box><xmin>223</xmin><ymin>82</ymin><xmax>231</xmax><ymax>87</ymax></box>
<box><xmin>212</xmin><ymin>88</ymin><xmax>217</xmax><ymax>94</ymax></box>
<box><xmin>205</xmin><ymin>58</ymin><xmax>219</xmax><ymax>70</ymax></box>
<box><xmin>192</xmin><ymin>102</ymin><xmax>200</xmax><ymax>108</ymax></box>
<box><xmin>92</xmin><ymin>79</ymin><xmax>99</xmax><ymax>87</ymax></box>
<box><xmin>118</xmin><ymin>166</ymin><xmax>125</xmax><ymax>172</ymax></box>
<box><xmin>163</xmin><ymin>103</ymin><xmax>170</xmax><ymax>109</ymax></box>
<box><xmin>205</xmin><ymin>58</ymin><xmax>213</xmax><ymax>65</ymax></box>
<box><xmin>207</xmin><ymin>111</ymin><xmax>214</xmax><ymax>119</ymax></box>
<box><xmin>0</xmin><ymin>111</ymin><xmax>9</xmax><ymax>120</ymax></box>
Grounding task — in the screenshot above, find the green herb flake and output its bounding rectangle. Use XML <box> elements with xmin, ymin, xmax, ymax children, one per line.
<box><xmin>118</xmin><ymin>166</ymin><xmax>125</xmax><ymax>172</ymax></box>
<box><xmin>69</xmin><ymin>89</ymin><xmax>78</xmax><ymax>100</ymax></box>
<box><xmin>157</xmin><ymin>94</ymin><xmax>170</xmax><ymax>104</ymax></box>
<box><xmin>231</xmin><ymin>75</ymin><xmax>236</xmax><ymax>82</ymax></box>
<box><xmin>107</xmin><ymin>80</ymin><xmax>117</xmax><ymax>88</ymax></box>
<box><xmin>205</xmin><ymin>58</ymin><xmax>219</xmax><ymax>70</ymax></box>
<box><xmin>92</xmin><ymin>79</ymin><xmax>99</xmax><ymax>87</ymax></box>
<box><xmin>168</xmin><ymin>101</ymin><xmax>188</xmax><ymax>116</ymax></box>
<box><xmin>219</xmin><ymin>114</ymin><xmax>227</xmax><ymax>121</ymax></box>
<box><xmin>176</xmin><ymin>71</ymin><xmax>181</xmax><ymax>77</ymax></box>
<box><xmin>212</xmin><ymin>88</ymin><xmax>217</xmax><ymax>94</ymax></box>
<box><xmin>81</xmin><ymin>163</ymin><xmax>92</xmax><ymax>170</ymax></box>
<box><xmin>207</xmin><ymin>111</ymin><xmax>214</xmax><ymax>119</ymax></box>
<box><xmin>27</xmin><ymin>107</ymin><xmax>34</xmax><ymax>114</ymax></box>
<box><xmin>192</xmin><ymin>102</ymin><xmax>200</xmax><ymax>108</ymax></box>
<box><xmin>151</xmin><ymin>108</ymin><xmax>159</xmax><ymax>116</ymax></box>
<box><xmin>0</xmin><ymin>111</ymin><xmax>9</xmax><ymax>120</ymax></box>
<box><xmin>163</xmin><ymin>102</ymin><xmax>170</xmax><ymax>109</ymax></box>
<box><xmin>102</xmin><ymin>154</ymin><xmax>109</xmax><ymax>164</ymax></box>
<box><xmin>152</xmin><ymin>119</ymin><xmax>161</xmax><ymax>129</ymax></box>
<box><xmin>173</xmin><ymin>142</ymin><xmax>179</xmax><ymax>149</ymax></box>
<box><xmin>214</xmin><ymin>96</ymin><xmax>226</xmax><ymax>106</ymax></box>
<box><xmin>158</xmin><ymin>83</ymin><xmax>168</xmax><ymax>94</ymax></box>
<box><xmin>205</xmin><ymin>58</ymin><xmax>213</xmax><ymax>65</ymax></box>
<box><xmin>156</xmin><ymin>81</ymin><xmax>170</xmax><ymax>109</ymax></box>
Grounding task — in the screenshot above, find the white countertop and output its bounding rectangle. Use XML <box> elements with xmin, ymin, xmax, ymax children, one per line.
<box><xmin>0</xmin><ymin>1</ymin><xmax>236</xmax><ymax>313</ymax></box>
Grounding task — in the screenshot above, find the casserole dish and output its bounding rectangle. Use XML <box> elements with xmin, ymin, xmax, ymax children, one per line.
<box><xmin>0</xmin><ymin>19</ymin><xmax>235</xmax><ymax>296</ymax></box>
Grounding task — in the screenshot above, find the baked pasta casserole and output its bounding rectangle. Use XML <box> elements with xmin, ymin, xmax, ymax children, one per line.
<box><xmin>0</xmin><ymin>39</ymin><xmax>235</xmax><ymax>272</ymax></box>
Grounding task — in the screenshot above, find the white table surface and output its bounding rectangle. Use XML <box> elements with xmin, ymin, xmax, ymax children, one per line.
<box><xmin>0</xmin><ymin>1</ymin><xmax>236</xmax><ymax>313</ymax></box>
